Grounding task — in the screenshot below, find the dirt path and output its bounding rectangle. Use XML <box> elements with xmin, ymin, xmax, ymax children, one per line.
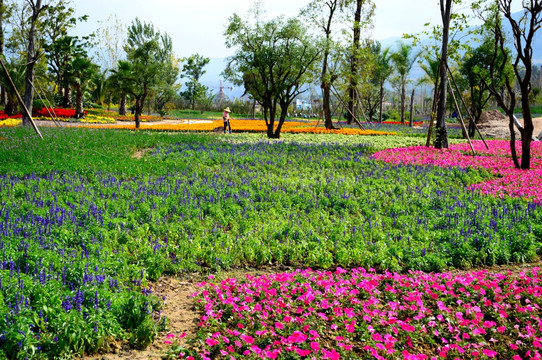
<box><xmin>84</xmin><ymin>277</ymin><xmax>200</xmax><ymax>360</ymax></box>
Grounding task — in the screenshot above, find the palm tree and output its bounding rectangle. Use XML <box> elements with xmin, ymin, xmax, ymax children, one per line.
<box><xmin>419</xmin><ymin>55</ymin><xmax>439</xmax><ymax>88</ymax></box>
<box><xmin>64</xmin><ymin>56</ymin><xmax>98</xmax><ymax>118</ymax></box>
<box><xmin>391</xmin><ymin>41</ymin><xmax>419</xmax><ymax>124</ymax></box>
<box><xmin>92</xmin><ymin>71</ymin><xmax>107</xmax><ymax>106</ymax></box>
<box><xmin>0</xmin><ymin>61</ymin><xmax>25</xmax><ymax>116</ymax></box>
<box><xmin>376</xmin><ymin>46</ymin><xmax>392</xmax><ymax>123</ymax></box>
<box><xmin>108</xmin><ymin>60</ymin><xmax>133</xmax><ymax>116</ymax></box>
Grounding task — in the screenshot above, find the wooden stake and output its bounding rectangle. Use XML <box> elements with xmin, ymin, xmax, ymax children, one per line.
<box><xmin>0</xmin><ymin>57</ymin><xmax>43</xmax><ymax>139</ymax></box>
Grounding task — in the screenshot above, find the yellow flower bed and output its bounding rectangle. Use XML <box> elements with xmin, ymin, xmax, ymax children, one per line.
<box><xmin>81</xmin><ymin>114</ymin><xmax>116</xmax><ymax>124</ymax></box>
<box><xmin>86</xmin><ymin>119</ymin><xmax>395</xmax><ymax>136</ymax></box>
<box><xmin>0</xmin><ymin>118</ymin><xmax>22</xmax><ymax>127</ymax></box>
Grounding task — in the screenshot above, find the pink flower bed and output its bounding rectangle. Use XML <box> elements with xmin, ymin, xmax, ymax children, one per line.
<box><xmin>181</xmin><ymin>268</ymin><xmax>542</xmax><ymax>359</ymax></box>
<box><xmin>372</xmin><ymin>140</ymin><xmax>542</xmax><ymax>203</ymax></box>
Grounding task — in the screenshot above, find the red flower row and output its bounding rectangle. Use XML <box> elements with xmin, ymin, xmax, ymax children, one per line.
<box><xmin>0</xmin><ymin>108</ymin><xmax>87</xmax><ymax>120</ymax></box>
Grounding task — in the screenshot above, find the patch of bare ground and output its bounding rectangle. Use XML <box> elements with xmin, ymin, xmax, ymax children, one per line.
<box><xmin>83</xmin><ymin>277</ymin><xmax>199</xmax><ymax>360</ymax></box>
<box><xmin>131</xmin><ymin>148</ymin><xmax>153</xmax><ymax>159</ymax></box>
<box><xmin>477</xmin><ymin>110</ymin><xmax>542</xmax><ymax>140</ymax></box>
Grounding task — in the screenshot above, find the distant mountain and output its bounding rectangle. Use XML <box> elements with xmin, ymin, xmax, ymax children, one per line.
<box><xmin>377</xmin><ymin>10</ymin><xmax>542</xmax><ymax>64</ymax></box>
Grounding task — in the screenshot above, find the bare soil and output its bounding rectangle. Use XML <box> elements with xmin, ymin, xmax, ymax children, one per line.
<box><xmin>83</xmin><ymin>277</ymin><xmax>199</xmax><ymax>360</ymax></box>
<box><xmin>477</xmin><ymin>110</ymin><xmax>542</xmax><ymax>140</ymax></box>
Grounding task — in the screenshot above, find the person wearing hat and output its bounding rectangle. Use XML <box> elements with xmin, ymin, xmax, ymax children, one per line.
<box><xmin>222</xmin><ymin>107</ymin><xmax>232</xmax><ymax>134</ymax></box>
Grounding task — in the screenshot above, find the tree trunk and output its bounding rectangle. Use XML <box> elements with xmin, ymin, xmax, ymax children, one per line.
<box><xmin>379</xmin><ymin>78</ymin><xmax>384</xmax><ymax>123</ymax></box>
<box><xmin>508</xmin><ymin>113</ymin><xmax>520</xmax><ymax>169</ymax></box>
<box><xmin>22</xmin><ymin>0</ymin><xmax>44</xmax><ymax>127</ymax></box>
<box><xmin>62</xmin><ymin>86</ymin><xmax>72</xmax><ymax>108</ymax></box>
<box><xmin>75</xmin><ymin>84</ymin><xmax>84</xmax><ymax>118</ymax></box>
<box><xmin>119</xmin><ymin>92</ymin><xmax>127</xmax><ymax>115</ymax></box>
<box><xmin>134</xmin><ymin>97</ymin><xmax>142</xmax><ymax>128</ymax></box>
<box><xmin>435</xmin><ymin>0</ymin><xmax>452</xmax><ymax>149</ymax></box>
<box><xmin>347</xmin><ymin>0</ymin><xmax>363</xmax><ymax>125</ymax></box>
<box><xmin>322</xmin><ymin>81</ymin><xmax>334</xmax><ymax>129</ymax></box>
<box><xmin>520</xmin><ymin>96</ymin><xmax>534</xmax><ymax>170</ymax></box>
<box><xmin>409</xmin><ymin>88</ymin><xmax>415</xmax><ymax>127</ymax></box>
<box><xmin>0</xmin><ymin>0</ymin><xmax>6</xmax><ymax>107</ymax></box>
<box><xmin>5</xmin><ymin>99</ymin><xmax>17</xmax><ymax>116</ymax></box>
<box><xmin>400</xmin><ymin>80</ymin><xmax>405</xmax><ymax>125</ymax></box>
<box><xmin>266</xmin><ymin>103</ymin><xmax>278</xmax><ymax>138</ymax></box>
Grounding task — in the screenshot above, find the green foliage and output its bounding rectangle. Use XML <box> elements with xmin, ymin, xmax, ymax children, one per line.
<box><xmin>180</xmin><ymin>53</ymin><xmax>210</xmax><ymax>111</ymax></box>
<box><xmin>116</xmin><ymin>18</ymin><xmax>179</xmax><ymax>126</ymax></box>
<box><xmin>224</xmin><ymin>4</ymin><xmax>321</xmax><ymax>138</ymax></box>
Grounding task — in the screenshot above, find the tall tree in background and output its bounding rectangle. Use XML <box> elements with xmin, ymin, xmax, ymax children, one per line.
<box><xmin>64</xmin><ymin>52</ymin><xmax>98</xmax><ymax>118</ymax></box>
<box><xmin>434</xmin><ymin>0</ymin><xmax>453</xmax><ymax>149</ymax></box>
<box><xmin>22</xmin><ymin>0</ymin><xmax>47</xmax><ymax>126</ymax></box>
<box><xmin>391</xmin><ymin>41</ymin><xmax>418</xmax><ymax>125</ymax></box>
<box><xmin>122</xmin><ymin>18</ymin><xmax>177</xmax><ymax>128</ymax></box>
<box><xmin>180</xmin><ymin>53</ymin><xmax>209</xmax><ymax>110</ymax></box>
<box><xmin>303</xmin><ymin>0</ymin><xmax>344</xmax><ymax>129</ymax></box>
<box><xmin>108</xmin><ymin>60</ymin><xmax>131</xmax><ymax>115</ymax></box>
<box><xmin>346</xmin><ymin>0</ymin><xmax>374</xmax><ymax>124</ymax></box>
<box><xmin>224</xmin><ymin>5</ymin><xmax>320</xmax><ymax>138</ymax></box>
<box><xmin>94</xmin><ymin>14</ymin><xmax>126</xmax><ymax>109</ymax></box>
<box><xmin>0</xmin><ymin>0</ymin><xmax>6</xmax><ymax>106</ymax></box>
<box><xmin>460</xmin><ymin>37</ymin><xmax>498</xmax><ymax>137</ymax></box>
<box><xmin>376</xmin><ymin>45</ymin><xmax>392</xmax><ymax>123</ymax></box>
<box><xmin>46</xmin><ymin>35</ymin><xmax>87</xmax><ymax>107</ymax></box>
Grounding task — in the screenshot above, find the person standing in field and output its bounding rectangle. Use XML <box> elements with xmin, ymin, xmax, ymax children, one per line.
<box><xmin>223</xmin><ymin>107</ymin><xmax>232</xmax><ymax>134</ymax></box>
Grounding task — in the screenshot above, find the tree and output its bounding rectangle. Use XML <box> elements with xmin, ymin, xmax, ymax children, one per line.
<box><xmin>345</xmin><ymin>0</ymin><xmax>375</xmax><ymax>124</ymax></box>
<box><xmin>46</xmin><ymin>35</ymin><xmax>86</xmax><ymax>107</ymax></box>
<box><xmin>303</xmin><ymin>0</ymin><xmax>345</xmax><ymax>129</ymax></box>
<box><xmin>0</xmin><ymin>60</ymin><xmax>25</xmax><ymax>115</ymax></box>
<box><xmin>93</xmin><ymin>14</ymin><xmax>126</xmax><ymax>72</ymax></box>
<box><xmin>122</xmin><ymin>18</ymin><xmax>177</xmax><ymax>128</ymax></box>
<box><xmin>474</xmin><ymin>0</ymin><xmax>542</xmax><ymax>169</ymax></box>
<box><xmin>0</xmin><ymin>0</ymin><xmax>8</xmax><ymax>106</ymax></box>
<box><xmin>108</xmin><ymin>60</ymin><xmax>131</xmax><ymax>116</ymax></box>
<box><xmin>357</xmin><ymin>41</ymin><xmax>382</xmax><ymax>123</ymax></box>
<box><xmin>92</xmin><ymin>70</ymin><xmax>107</xmax><ymax>106</ymax></box>
<box><xmin>180</xmin><ymin>53</ymin><xmax>210</xmax><ymax>110</ymax></box>
<box><xmin>434</xmin><ymin>0</ymin><xmax>454</xmax><ymax>149</ymax></box>
<box><xmin>460</xmin><ymin>38</ymin><xmax>498</xmax><ymax>137</ymax></box>
<box><xmin>390</xmin><ymin>41</ymin><xmax>419</xmax><ymax>125</ymax></box>
<box><xmin>224</xmin><ymin>5</ymin><xmax>320</xmax><ymax>138</ymax></box>
<box><xmin>376</xmin><ymin>45</ymin><xmax>392</xmax><ymax>123</ymax></box>
<box><xmin>64</xmin><ymin>53</ymin><xmax>98</xmax><ymax>118</ymax></box>
<box><xmin>21</xmin><ymin>0</ymin><xmax>47</xmax><ymax>126</ymax></box>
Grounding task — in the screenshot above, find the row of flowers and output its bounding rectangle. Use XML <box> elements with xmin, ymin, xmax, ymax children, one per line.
<box><xmin>168</xmin><ymin>267</ymin><xmax>542</xmax><ymax>359</ymax></box>
<box><xmin>372</xmin><ymin>140</ymin><xmax>542</xmax><ymax>203</ymax></box>
<box><xmin>381</xmin><ymin>120</ymin><xmax>424</xmax><ymax>126</ymax></box>
<box><xmin>0</xmin><ymin>118</ymin><xmax>21</xmax><ymax>127</ymax></box>
<box><xmin>0</xmin><ymin>108</ymin><xmax>86</xmax><ymax>120</ymax></box>
<box><xmin>86</xmin><ymin>120</ymin><xmax>396</xmax><ymax>136</ymax></box>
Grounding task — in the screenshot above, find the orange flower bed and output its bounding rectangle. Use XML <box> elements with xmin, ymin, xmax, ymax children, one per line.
<box><xmin>86</xmin><ymin>119</ymin><xmax>395</xmax><ymax>136</ymax></box>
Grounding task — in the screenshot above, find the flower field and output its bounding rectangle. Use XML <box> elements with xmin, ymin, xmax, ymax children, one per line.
<box><xmin>180</xmin><ymin>267</ymin><xmax>542</xmax><ymax>359</ymax></box>
<box><xmin>87</xmin><ymin>119</ymin><xmax>396</xmax><ymax>136</ymax></box>
<box><xmin>372</xmin><ymin>140</ymin><xmax>542</xmax><ymax>203</ymax></box>
<box><xmin>0</xmin><ymin>127</ymin><xmax>541</xmax><ymax>359</ymax></box>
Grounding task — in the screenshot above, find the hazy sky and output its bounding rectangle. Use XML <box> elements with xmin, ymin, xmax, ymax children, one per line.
<box><xmin>73</xmin><ymin>0</ymin><xmax>463</xmax><ymax>59</ymax></box>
